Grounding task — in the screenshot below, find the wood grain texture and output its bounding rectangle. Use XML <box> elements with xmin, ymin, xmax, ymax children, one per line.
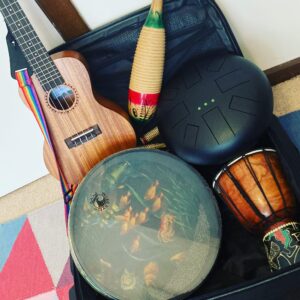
<box><xmin>265</xmin><ymin>57</ymin><xmax>300</xmax><ymax>86</ymax></box>
<box><xmin>51</xmin><ymin>51</ymin><xmax>129</xmax><ymax>120</ymax></box>
<box><xmin>216</xmin><ymin>151</ymin><xmax>297</xmax><ymax>235</ymax></box>
<box><xmin>22</xmin><ymin>51</ymin><xmax>136</xmax><ymax>185</ymax></box>
<box><xmin>35</xmin><ymin>0</ymin><xmax>89</xmax><ymax>41</ymax></box>
<box><xmin>43</xmin><ymin>142</ymin><xmax>59</xmax><ymax>179</ymax></box>
<box><xmin>42</xmin><ymin>91</ymin><xmax>130</xmax><ymax>179</ymax></box>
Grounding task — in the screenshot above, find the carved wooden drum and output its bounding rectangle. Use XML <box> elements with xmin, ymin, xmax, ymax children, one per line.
<box><xmin>213</xmin><ymin>149</ymin><xmax>300</xmax><ymax>271</ymax></box>
<box><xmin>69</xmin><ymin>149</ymin><xmax>221</xmax><ymax>299</ymax></box>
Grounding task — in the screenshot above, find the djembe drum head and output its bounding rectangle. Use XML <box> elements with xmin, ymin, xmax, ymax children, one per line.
<box><xmin>69</xmin><ymin>149</ymin><xmax>221</xmax><ymax>300</ymax></box>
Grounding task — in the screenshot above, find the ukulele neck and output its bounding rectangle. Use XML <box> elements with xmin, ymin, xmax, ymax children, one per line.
<box><xmin>0</xmin><ymin>0</ymin><xmax>64</xmax><ymax>91</ymax></box>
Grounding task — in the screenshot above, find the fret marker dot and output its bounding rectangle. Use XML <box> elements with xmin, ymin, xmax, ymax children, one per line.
<box><xmin>204</xmin><ymin>102</ymin><xmax>208</xmax><ymax>107</ymax></box>
<box><xmin>198</xmin><ymin>107</ymin><xmax>201</xmax><ymax>111</ymax></box>
<box><xmin>211</xmin><ymin>99</ymin><xmax>215</xmax><ymax>103</ymax></box>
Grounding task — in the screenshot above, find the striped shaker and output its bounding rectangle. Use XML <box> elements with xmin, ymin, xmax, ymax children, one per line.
<box><xmin>128</xmin><ymin>0</ymin><xmax>166</xmax><ymax>121</ymax></box>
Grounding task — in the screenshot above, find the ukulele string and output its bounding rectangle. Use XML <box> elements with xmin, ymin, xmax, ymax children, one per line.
<box><xmin>49</xmin><ymin>72</ymin><xmax>108</xmax><ymax>168</ymax></box>
<box><xmin>1</xmin><ymin>1</ymin><xmax>88</xmax><ymax>184</ymax></box>
<box><xmin>4</xmin><ymin>2</ymin><xmax>93</xmax><ymax>175</ymax></box>
<box><xmin>20</xmin><ymin>26</ymin><xmax>81</xmax><ymax>141</ymax></box>
<box><xmin>50</xmin><ymin>83</ymin><xmax>93</xmax><ymax>173</ymax></box>
<box><xmin>3</xmin><ymin>1</ymin><xmax>110</xmax><ymax>179</ymax></box>
<box><xmin>33</xmin><ymin>77</ymin><xmax>93</xmax><ymax>181</ymax></box>
<box><xmin>2</xmin><ymin>0</ymin><xmax>73</xmax><ymax>129</ymax></box>
<box><xmin>47</xmin><ymin>56</ymin><xmax>108</xmax><ymax>172</ymax></box>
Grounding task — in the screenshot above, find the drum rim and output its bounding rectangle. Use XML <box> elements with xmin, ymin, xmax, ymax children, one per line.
<box><xmin>212</xmin><ymin>148</ymin><xmax>276</xmax><ymax>191</ymax></box>
<box><xmin>68</xmin><ymin>148</ymin><xmax>222</xmax><ymax>299</ymax></box>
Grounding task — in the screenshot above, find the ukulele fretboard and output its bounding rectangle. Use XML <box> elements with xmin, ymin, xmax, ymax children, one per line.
<box><xmin>0</xmin><ymin>0</ymin><xmax>64</xmax><ymax>91</ymax></box>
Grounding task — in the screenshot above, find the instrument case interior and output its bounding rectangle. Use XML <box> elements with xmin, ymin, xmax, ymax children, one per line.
<box><xmin>8</xmin><ymin>0</ymin><xmax>300</xmax><ymax>299</ymax></box>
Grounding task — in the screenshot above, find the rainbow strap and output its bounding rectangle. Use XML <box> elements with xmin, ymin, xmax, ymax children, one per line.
<box><xmin>15</xmin><ymin>69</ymin><xmax>76</xmax><ymax>217</ymax></box>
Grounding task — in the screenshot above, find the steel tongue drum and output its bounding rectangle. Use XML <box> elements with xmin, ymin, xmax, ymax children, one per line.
<box><xmin>158</xmin><ymin>54</ymin><xmax>273</xmax><ymax>165</ymax></box>
<box><xmin>213</xmin><ymin>149</ymin><xmax>300</xmax><ymax>271</ymax></box>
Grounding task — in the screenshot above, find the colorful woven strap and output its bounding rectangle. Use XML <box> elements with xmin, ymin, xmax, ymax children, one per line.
<box><xmin>15</xmin><ymin>69</ymin><xmax>76</xmax><ymax>218</ymax></box>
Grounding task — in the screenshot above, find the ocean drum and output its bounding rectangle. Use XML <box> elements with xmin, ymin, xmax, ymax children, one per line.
<box><xmin>69</xmin><ymin>149</ymin><xmax>221</xmax><ymax>299</ymax></box>
<box><xmin>213</xmin><ymin>149</ymin><xmax>300</xmax><ymax>271</ymax></box>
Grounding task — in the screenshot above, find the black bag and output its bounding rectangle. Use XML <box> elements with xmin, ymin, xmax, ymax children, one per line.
<box><xmin>51</xmin><ymin>0</ymin><xmax>242</xmax><ymax>138</ymax></box>
<box><xmin>9</xmin><ymin>0</ymin><xmax>300</xmax><ymax>298</ymax></box>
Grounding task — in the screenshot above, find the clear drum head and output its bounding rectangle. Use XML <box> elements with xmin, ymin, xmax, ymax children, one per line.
<box><xmin>69</xmin><ymin>149</ymin><xmax>221</xmax><ymax>300</ymax></box>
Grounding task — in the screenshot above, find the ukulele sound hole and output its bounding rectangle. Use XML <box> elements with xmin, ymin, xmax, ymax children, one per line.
<box><xmin>48</xmin><ymin>85</ymin><xmax>76</xmax><ymax>111</ymax></box>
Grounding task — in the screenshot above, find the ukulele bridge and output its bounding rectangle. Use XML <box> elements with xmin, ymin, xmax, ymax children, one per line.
<box><xmin>65</xmin><ymin>125</ymin><xmax>102</xmax><ymax>149</ymax></box>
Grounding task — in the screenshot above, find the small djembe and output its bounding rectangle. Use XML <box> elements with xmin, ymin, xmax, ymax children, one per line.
<box><xmin>213</xmin><ymin>149</ymin><xmax>300</xmax><ymax>271</ymax></box>
<box><xmin>128</xmin><ymin>0</ymin><xmax>165</xmax><ymax>121</ymax></box>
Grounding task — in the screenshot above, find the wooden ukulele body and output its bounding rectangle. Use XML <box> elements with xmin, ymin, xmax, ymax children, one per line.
<box><xmin>20</xmin><ymin>51</ymin><xmax>136</xmax><ymax>184</ymax></box>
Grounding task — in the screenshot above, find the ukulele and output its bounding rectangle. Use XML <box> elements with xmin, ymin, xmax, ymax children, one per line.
<box><xmin>0</xmin><ymin>0</ymin><xmax>136</xmax><ymax>185</ymax></box>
